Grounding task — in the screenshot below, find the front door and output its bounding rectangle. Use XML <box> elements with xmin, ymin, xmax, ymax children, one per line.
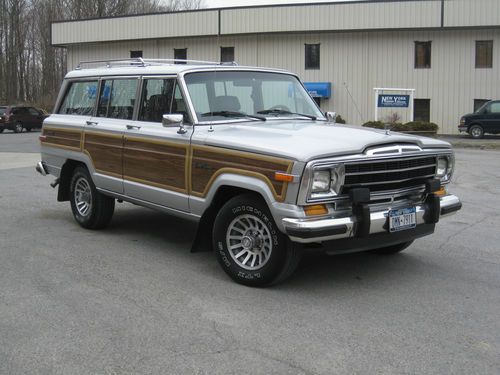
<box><xmin>483</xmin><ymin>102</ymin><xmax>500</xmax><ymax>133</ymax></box>
<box><xmin>122</xmin><ymin>77</ymin><xmax>191</xmax><ymax>212</ymax></box>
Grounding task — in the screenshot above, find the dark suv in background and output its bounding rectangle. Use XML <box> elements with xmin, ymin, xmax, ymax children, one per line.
<box><xmin>459</xmin><ymin>100</ymin><xmax>500</xmax><ymax>139</ymax></box>
<box><xmin>0</xmin><ymin>106</ymin><xmax>49</xmax><ymax>133</ymax></box>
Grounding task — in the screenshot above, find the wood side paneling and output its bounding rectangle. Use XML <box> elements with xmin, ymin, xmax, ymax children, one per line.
<box><xmin>190</xmin><ymin>145</ymin><xmax>293</xmax><ymax>202</ymax></box>
<box><xmin>84</xmin><ymin>131</ymin><xmax>123</xmax><ymax>178</ymax></box>
<box><xmin>123</xmin><ymin>137</ymin><xmax>187</xmax><ymax>192</ymax></box>
<box><xmin>41</xmin><ymin>127</ymin><xmax>82</xmax><ymax>151</ymax></box>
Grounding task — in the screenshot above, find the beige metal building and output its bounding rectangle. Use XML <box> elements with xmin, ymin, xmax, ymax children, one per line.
<box><xmin>51</xmin><ymin>0</ymin><xmax>500</xmax><ymax>134</ymax></box>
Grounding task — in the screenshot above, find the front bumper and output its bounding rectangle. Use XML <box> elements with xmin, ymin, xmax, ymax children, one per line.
<box><xmin>458</xmin><ymin>125</ymin><xmax>468</xmax><ymax>133</ymax></box>
<box><xmin>282</xmin><ymin>194</ymin><xmax>461</xmax><ymax>244</ymax></box>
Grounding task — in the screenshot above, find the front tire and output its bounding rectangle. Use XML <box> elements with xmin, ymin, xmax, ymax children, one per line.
<box><xmin>368</xmin><ymin>240</ymin><xmax>414</xmax><ymax>255</ymax></box>
<box><xmin>14</xmin><ymin>122</ymin><xmax>23</xmax><ymax>133</ymax></box>
<box><xmin>469</xmin><ymin>124</ymin><xmax>484</xmax><ymax>139</ymax></box>
<box><xmin>69</xmin><ymin>166</ymin><xmax>115</xmax><ymax>229</ymax></box>
<box><xmin>213</xmin><ymin>194</ymin><xmax>301</xmax><ymax>287</ymax></box>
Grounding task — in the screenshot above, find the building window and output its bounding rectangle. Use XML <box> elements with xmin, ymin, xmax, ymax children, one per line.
<box><xmin>475</xmin><ymin>40</ymin><xmax>493</xmax><ymax>68</ymax></box>
<box><xmin>414</xmin><ymin>99</ymin><xmax>430</xmax><ymax>122</ymax></box>
<box><xmin>130</xmin><ymin>50</ymin><xmax>143</xmax><ymax>58</ymax></box>
<box><xmin>474</xmin><ymin>99</ymin><xmax>490</xmax><ymax>112</ymax></box>
<box><xmin>415</xmin><ymin>41</ymin><xmax>431</xmax><ymax>69</ymax></box>
<box><xmin>174</xmin><ymin>48</ymin><xmax>187</xmax><ymax>64</ymax></box>
<box><xmin>220</xmin><ymin>47</ymin><xmax>235</xmax><ymax>63</ymax></box>
<box><xmin>305</xmin><ymin>44</ymin><xmax>320</xmax><ymax>70</ymax></box>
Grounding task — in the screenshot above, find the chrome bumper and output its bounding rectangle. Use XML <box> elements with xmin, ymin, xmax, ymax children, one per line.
<box><xmin>282</xmin><ymin>194</ymin><xmax>462</xmax><ymax>244</ymax></box>
<box><xmin>35</xmin><ymin>161</ymin><xmax>48</xmax><ymax>176</ymax></box>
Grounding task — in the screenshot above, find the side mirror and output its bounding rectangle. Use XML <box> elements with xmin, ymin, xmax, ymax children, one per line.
<box><xmin>162</xmin><ymin>114</ymin><xmax>183</xmax><ymax>126</ymax></box>
<box><xmin>326</xmin><ymin>111</ymin><xmax>337</xmax><ymax>124</ymax></box>
<box><xmin>162</xmin><ymin>113</ymin><xmax>187</xmax><ymax>134</ymax></box>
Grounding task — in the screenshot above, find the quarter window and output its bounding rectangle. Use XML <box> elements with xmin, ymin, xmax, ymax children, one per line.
<box><xmin>415</xmin><ymin>41</ymin><xmax>431</xmax><ymax>69</ymax></box>
<box><xmin>58</xmin><ymin>80</ymin><xmax>98</xmax><ymax>116</ymax></box>
<box><xmin>475</xmin><ymin>40</ymin><xmax>493</xmax><ymax>68</ymax></box>
<box><xmin>97</xmin><ymin>79</ymin><xmax>138</xmax><ymax>120</ymax></box>
<box><xmin>305</xmin><ymin>44</ymin><xmax>320</xmax><ymax>70</ymax></box>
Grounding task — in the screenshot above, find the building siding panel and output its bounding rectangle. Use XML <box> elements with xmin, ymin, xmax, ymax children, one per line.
<box><xmin>444</xmin><ymin>0</ymin><xmax>500</xmax><ymax>28</ymax></box>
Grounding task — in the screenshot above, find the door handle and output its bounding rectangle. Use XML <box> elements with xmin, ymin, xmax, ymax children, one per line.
<box><xmin>86</xmin><ymin>120</ymin><xmax>98</xmax><ymax>126</ymax></box>
<box><xmin>126</xmin><ymin>124</ymin><xmax>141</xmax><ymax>130</ymax></box>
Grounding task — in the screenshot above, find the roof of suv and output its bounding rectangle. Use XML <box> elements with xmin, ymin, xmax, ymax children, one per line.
<box><xmin>65</xmin><ymin>62</ymin><xmax>291</xmax><ymax>79</ymax></box>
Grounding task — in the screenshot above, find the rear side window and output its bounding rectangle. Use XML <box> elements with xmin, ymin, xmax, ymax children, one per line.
<box><xmin>97</xmin><ymin>78</ymin><xmax>138</xmax><ymax>120</ymax></box>
<box><xmin>58</xmin><ymin>81</ymin><xmax>98</xmax><ymax>115</ymax></box>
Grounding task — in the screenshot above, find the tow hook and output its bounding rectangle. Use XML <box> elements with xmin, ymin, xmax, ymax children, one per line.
<box><xmin>50</xmin><ymin>178</ymin><xmax>60</xmax><ymax>188</ymax></box>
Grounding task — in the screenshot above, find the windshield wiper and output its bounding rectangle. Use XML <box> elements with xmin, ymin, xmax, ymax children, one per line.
<box><xmin>201</xmin><ymin>111</ymin><xmax>266</xmax><ymax>121</ymax></box>
<box><xmin>257</xmin><ymin>109</ymin><xmax>317</xmax><ymax>120</ymax></box>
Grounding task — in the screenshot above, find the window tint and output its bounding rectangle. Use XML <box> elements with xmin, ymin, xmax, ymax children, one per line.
<box><xmin>476</xmin><ymin>40</ymin><xmax>493</xmax><ymax>68</ymax></box>
<box><xmin>305</xmin><ymin>44</ymin><xmax>320</xmax><ymax>70</ymax></box>
<box><xmin>138</xmin><ymin>78</ymin><xmax>176</xmax><ymax>122</ymax></box>
<box><xmin>221</xmin><ymin>47</ymin><xmax>235</xmax><ymax>63</ymax></box>
<box><xmin>414</xmin><ymin>99</ymin><xmax>431</xmax><ymax>122</ymax></box>
<box><xmin>28</xmin><ymin>108</ymin><xmax>40</xmax><ymax>116</ymax></box>
<box><xmin>489</xmin><ymin>102</ymin><xmax>500</xmax><ymax>113</ymax></box>
<box><xmin>415</xmin><ymin>41</ymin><xmax>431</xmax><ymax>69</ymax></box>
<box><xmin>97</xmin><ymin>79</ymin><xmax>138</xmax><ymax>120</ymax></box>
<box><xmin>474</xmin><ymin>99</ymin><xmax>490</xmax><ymax>112</ymax></box>
<box><xmin>58</xmin><ymin>81</ymin><xmax>98</xmax><ymax>115</ymax></box>
<box><xmin>174</xmin><ymin>48</ymin><xmax>187</xmax><ymax>64</ymax></box>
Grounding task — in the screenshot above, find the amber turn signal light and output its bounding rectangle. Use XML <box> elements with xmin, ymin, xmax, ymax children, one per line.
<box><xmin>304</xmin><ymin>204</ymin><xmax>328</xmax><ymax>216</ymax></box>
<box><xmin>433</xmin><ymin>186</ymin><xmax>447</xmax><ymax>197</ymax></box>
<box><xmin>274</xmin><ymin>172</ymin><xmax>294</xmax><ymax>182</ymax></box>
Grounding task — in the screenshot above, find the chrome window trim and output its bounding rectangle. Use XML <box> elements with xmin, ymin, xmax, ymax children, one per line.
<box><xmin>298</xmin><ymin>149</ymin><xmax>454</xmax><ymax>205</ymax></box>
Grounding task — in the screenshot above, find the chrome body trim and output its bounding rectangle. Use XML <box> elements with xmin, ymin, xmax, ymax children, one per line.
<box><xmin>282</xmin><ymin>194</ymin><xmax>461</xmax><ymax>244</ymax></box>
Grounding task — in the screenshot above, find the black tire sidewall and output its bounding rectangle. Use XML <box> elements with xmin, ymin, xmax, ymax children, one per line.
<box><xmin>69</xmin><ymin>167</ymin><xmax>97</xmax><ymax>227</ymax></box>
<box><xmin>213</xmin><ymin>196</ymin><xmax>287</xmax><ymax>286</ymax></box>
<box><xmin>469</xmin><ymin>125</ymin><xmax>483</xmax><ymax>139</ymax></box>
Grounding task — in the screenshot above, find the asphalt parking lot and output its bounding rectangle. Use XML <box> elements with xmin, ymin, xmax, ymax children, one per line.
<box><xmin>1</xmin><ymin>132</ymin><xmax>499</xmax><ymax>374</ymax></box>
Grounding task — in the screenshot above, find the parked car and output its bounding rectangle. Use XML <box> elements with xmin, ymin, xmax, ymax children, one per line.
<box><xmin>36</xmin><ymin>59</ymin><xmax>462</xmax><ymax>286</ymax></box>
<box><xmin>459</xmin><ymin>100</ymin><xmax>500</xmax><ymax>138</ymax></box>
<box><xmin>0</xmin><ymin>105</ymin><xmax>49</xmax><ymax>133</ymax></box>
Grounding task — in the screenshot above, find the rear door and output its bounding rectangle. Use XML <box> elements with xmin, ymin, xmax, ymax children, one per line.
<box><xmin>84</xmin><ymin>77</ymin><xmax>140</xmax><ymax>194</ymax></box>
<box><xmin>122</xmin><ymin>76</ymin><xmax>191</xmax><ymax>212</ymax></box>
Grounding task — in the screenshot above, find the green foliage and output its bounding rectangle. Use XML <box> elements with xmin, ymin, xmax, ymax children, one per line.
<box><xmin>362</xmin><ymin>120</ymin><xmax>439</xmax><ymax>132</ymax></box>
<box><xmin>335</xmin><ymin>115</ymin><xmax>346</xmax><ymax>124</ymax></box>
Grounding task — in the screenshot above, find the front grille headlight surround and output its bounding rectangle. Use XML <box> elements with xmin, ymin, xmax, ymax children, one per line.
<box><xmin>436</xmin><ymin>154</ymin><xmax>454</xmax><ymax>183</ymax></box>
<box><xmin>308</xmin><ymin>164</ymin><xmax>345</xmax><ymax>200</ymax></box>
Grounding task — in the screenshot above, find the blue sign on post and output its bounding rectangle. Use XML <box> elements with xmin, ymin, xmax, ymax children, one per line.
<box><xmin>378</xmin><ymin>94</ymin><xmax>410</xmax><ymax>108</ymax></box>
<box><xmin>303</xmin><ymin>82</ymin><xmax>332</xmax><ymax>98</ymax></box>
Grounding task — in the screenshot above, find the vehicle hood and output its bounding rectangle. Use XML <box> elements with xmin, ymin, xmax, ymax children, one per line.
<box><xmin>462</xmin><ymin>112</ymin><xmax>475</xmax><ymax>118</ymax></box>
<box><xmin>198</xmin><ymin>120</ymin><xmax>451</xmax><ymax>162</ymax></box>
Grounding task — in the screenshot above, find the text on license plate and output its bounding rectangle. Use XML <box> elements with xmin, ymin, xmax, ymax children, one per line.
<box><xmin>388</xmin><ymin>207</ymin><xmax>416</xmax><ymax>232</ymax></box>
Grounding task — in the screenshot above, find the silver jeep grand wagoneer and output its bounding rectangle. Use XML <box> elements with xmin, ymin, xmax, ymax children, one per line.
<box><xmin>37</xmin><ymin>59</ymin><xmax>462</xmax><ymax>286</ymax></box>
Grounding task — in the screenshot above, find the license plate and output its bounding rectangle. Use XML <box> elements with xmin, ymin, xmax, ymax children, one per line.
<box><xmin>388</xmin><ymin>207</ymin><xmax>416</xmax><ymax>232</ymax></box>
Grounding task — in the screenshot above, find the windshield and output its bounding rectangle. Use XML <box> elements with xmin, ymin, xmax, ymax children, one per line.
<box><xmin>475</xmin><ymin>101</ymin><xmax>491</xmax><ymax>113</ymax></box>
<box><xmin>184</xmin><ymin>71</ymin><xmax>325</xmax><ymax>123</ymax></box>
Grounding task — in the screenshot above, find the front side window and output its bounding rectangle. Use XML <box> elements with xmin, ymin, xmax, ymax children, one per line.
<box><xmin>476</xmin><ymin>40</ymin><xmax>493</xmax><ymax>68</ymax></box>
<box><xmin>58</xmin><ymin>80</ymin><xmax>98</xmax><ymax>116</ymax></box>
<box><xmin>488</xmin><ymin>102</ymin><xmax>500</xmax><ymax>114</ymax></box>
<box><xmin>138</xmin><ymin>78</ymin><xmax>188</xmax><ymax>123</ymax></box>
<box><xmin>474</xmin><ymin>99</ymin><xmax>490</xmax><ymax>112</ymax></box>
<box><xmin>28</xmin><ymin>107</ymin><xmax>40</xmax><ymax>116</ymax></box>
<box><xmin>97</xmin><ymin>79</ymin><xmax>138</xmax><ymax>120</ymax></box>
<box><xmin>415</xmin><ymin>41</ymin><xmax>431</xmax><ymax>69</ymax></box>
<box><xmin>305</xmin><ymin>44</ymin><xmax>320</xmax><ymax>70</ymax></box>
<box><xmin>184</xmin><ymin>71</ymin><xmax>324</xmax><ymax>123</ymax></box>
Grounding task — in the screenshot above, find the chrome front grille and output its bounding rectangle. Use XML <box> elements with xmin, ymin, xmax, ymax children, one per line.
<box><xmin>342</xmin><ymin>156</ymin><xmax>437</xmax><ymax>194</ymax></box>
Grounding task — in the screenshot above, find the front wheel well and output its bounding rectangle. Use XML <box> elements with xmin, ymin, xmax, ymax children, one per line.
<box><xmin>190</xmin><ymin>186</ymin><xmax>267</xmax><ymax>253</ymax></box>
<box><xmin>57</xmin><ymin>160</ymin><xmax>88</xmax><ymax>202</ymax></box>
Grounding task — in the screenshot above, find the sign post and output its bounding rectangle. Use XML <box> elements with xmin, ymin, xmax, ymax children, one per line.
<box><xmin>374</xmin><ymin>88</ymin><xmax>415</xmax><ymax>121</ymax></box>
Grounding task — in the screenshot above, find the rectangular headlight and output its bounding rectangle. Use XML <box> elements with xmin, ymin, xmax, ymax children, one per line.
<box><xmin>436</xmin><ymin>155</ymin><xmax>454</xmax><ymax>183</ymax></box>
<box><xmin>309</xmin><ymin>164</ymin><xmax>345</xmax><ymax>200</ymax></box>
<box><xmin>312</xmin><ymin>170</ymin><xmax>331</xmax><ymax>193</ymax></box>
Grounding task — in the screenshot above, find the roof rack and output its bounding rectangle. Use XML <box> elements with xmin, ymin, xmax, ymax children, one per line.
<box><xmin>75</xmin><ymin>58</ymin><xmax>238</xmax><ymax>70</ymax></box>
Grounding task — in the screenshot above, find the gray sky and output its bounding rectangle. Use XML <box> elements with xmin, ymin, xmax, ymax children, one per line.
<box><xmin>204</xmin><ymin>0</ymin><xmax>360</xmax><ymax>8</ymax></box>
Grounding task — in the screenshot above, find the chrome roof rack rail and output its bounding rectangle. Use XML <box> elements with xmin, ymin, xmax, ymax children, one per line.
<box><xmin>75</xmin><ymin>58</ymin><xmax>238</xmax><ymax>70</ymax></box>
